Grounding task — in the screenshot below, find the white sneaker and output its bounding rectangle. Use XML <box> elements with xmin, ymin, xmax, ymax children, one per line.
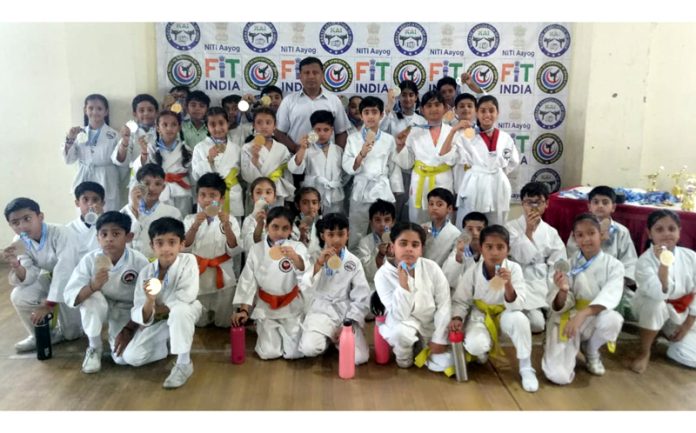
<box><xmin>163</xmin><ymin>362</ymin><xmax>194</xmax><ymax>388</ymax></box>
<box><xmin>586</xmin><ymin>356</ymin><xmax>606</xmax><ymax>376</ymax></box>
<box><xmin>476</xmin><ymin>352</ymin><xmax>489</xmax><ymax>365</ymax></box>
<box><xmin>396</xmin><ymin>357</ymin><xmax>413</xmax><ymax>369</ymax></box>
<box><xmin>520</xmin><ymin>367</ymin><xmax>539</xmax><ymax>393</ymax></box>
<box><xmin>81</xmin><ymin>347</ymin><xmax>102</xmax><ymax>374</ymax></box>
<box><xmin>14</xmin><ymin>335</ymin><xmax>36</xmax><ymax>353</ymax></box>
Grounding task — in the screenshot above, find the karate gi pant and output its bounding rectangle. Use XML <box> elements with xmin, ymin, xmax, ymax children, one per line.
<box><xmin>634</xmin><ymin>298</ymin><xmax>696</xmax><ymax>369</ymax></box>
<box><xmin>524</xmin><ymin>308</ymin><xmax>546</xmax><ymax>333</ymax></box>
<box><xmin>378</xmin><ymin>320</ymin><xmax>452</xmax><ymax>371</ymax></box>
<box><xmin>255</xmin><ymin>316</ymin><xmax>303</xmax><ymax>360</ymax></box>
<box><xmin>122</xmin><ymin>301</ymin><xmax>202</xmax><ymax>367</ymax></box>
<box><xmin>196</xmin><ymin>286</ymin><xmax>235</xmax><ymax>328</ymax></box>
<box><xmin>464</xmin><ymin>310</ymin><xmax>533</xmax><ymax>360</ymax></box>
<box><xmin>10</xmin><ymin>272</ymin><xmax>82</xmax><ymax>341</ymax></box>
<box><xmin>79</xmin><ymin>292</ymin><xmax>132</xmax><ymax>364</ymax></box>
<box><xmin>348</xmin><ymin>200</ymin><xmax>372</xmax><ymax>250</ymax></box>
<box><xmin>542</xmin><ymin>309</ymin><xmax>623</xmax><ymax>385</ymax></box>
<box><xmin>299</xmin><ymin>312</ymin><xmax>369</xmax><ymax>364</ymax></box>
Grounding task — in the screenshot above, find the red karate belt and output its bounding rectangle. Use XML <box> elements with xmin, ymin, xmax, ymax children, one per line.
<box><xmin>195</xmin><ymin>253</ymin><xmax>231</xmax><ymax>289</ymax></box>
<box><xmin>480</xmin><ymin>128</ymin><xmax>500</xmax><ymax>152</ymax></box>
<box><xmin>258</xmin><ymin>286</ymin><xmax>300</xmax><ymax>310</ymax></box>
<box><xmin>165</xmin><ymin>172</ymin><xmax>191</xmax><ymax>189</ymax></box>
<box><xmin>667</xmin><ymin>292</ymin><xmax>695</xmax><ymax>314</ymax></box>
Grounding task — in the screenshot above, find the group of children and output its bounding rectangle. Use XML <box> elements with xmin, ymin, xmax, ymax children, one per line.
<box><xmin>2</xmin><ymin>63</ymin><xmax>695</xmax><ymax>391</ymax></box>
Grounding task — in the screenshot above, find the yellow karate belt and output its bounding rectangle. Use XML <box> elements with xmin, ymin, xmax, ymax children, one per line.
<box><xmin>473</xmin><ymin>299</ymin><xmax>506</xmax><ymax>360</ymax></box>
<box><xmin>414</xmin><ymin>347</ymin><xmax>456</xmax><ymax>378</ymax></box>
<box><xmin>223</xmin><ymin>168</ymin><xmax>240</xmax><ymax>213</ymax></box>
<box><xmin>269</xmin><ymin>163</ymin><xmax>288</xmax><ymax>182</ymax></box>
<box><xmin>413</xmin><ymin>160</ymin><xmax>451</xmax><ymax>209</ymax></box>
<box><xmin>558</xmin><ymin>299</ymin><xmax>616</xmax><ymax>353</ymax></box>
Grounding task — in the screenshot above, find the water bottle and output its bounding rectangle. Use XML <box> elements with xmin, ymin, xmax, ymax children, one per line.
<box><xmin>449</xmin><ymin>330</ymin><xmax>468</xmax><ymax>382</ymax></box>
<box><xmin>35</xmin><ymin>313</ymin><xmax>53</xmax><ymax>361</ymax></box>
<box><xmin>230</xmin><ymin>326</ymin><xmax>245</xmax><ymax>364</ymax></box>
<box><xmin>374</xmin><ymin>315</ymin><xmax>390</xmax><ymax>365</ymax></box>
<box><xmin>338</xmin><ymin>320</ymin><xmax>355</xmax><ymax>379</ymax></box>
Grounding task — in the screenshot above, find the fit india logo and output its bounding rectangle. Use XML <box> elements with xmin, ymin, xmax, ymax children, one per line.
<box><xmin>394</xmin><ymin>22</ymin><xmax>428</xmax><ymax>56</ymax></box>
<box><xmin>320</xmin><ymin>22</ymin><xmax>354</xmax><ymax>55</ymax></box>
<box><xmin>538</xmin><ymin>24</ymin><xmax>571</xmax><ymax>58</ymax></box>
<box><xmin>467</xmin><ymin>61</ymin><xmax>499</xmax><ymax>92</ymax></box>
<box><xmin>537</xmin><ymin>61</ymin><xmax>568</xmax><ymax>94</ymax></box>
<box><xmin>167</xmin><ymin>55</ymin><xmax>202</xmax><ymax>87</ymax></box>
<box><xmin>393</xmin><ymin>60</ymin><xmax>426</xmax><ymax>90</ymax></box>
<box><xmin>243</xmin><ymin>22</ymin><xmax>278</xmax><ymax>53</ymax></box>
<box><xmin>165</xmin><ymin>22</ymin><xmax>201</xmax><ymax>51</ymax></box>
<box><xmin>244</xmin><ymin>57</ymin><xmax>278</xmax><ymax>91</ymax></box>
<box><xmin>467</xmin><ymin>23</ymin><xmax>500</xmax><ymax>57</ymax></box>
<box><xmin>534</xmin><ymin>98</ymin><xmax>566</xmax><ymax>129</ymax></box>
<box><xmin>532</xmin><ymin>133</ymin><xmax>564</xmax><ymax>165</ymax></box>
<box><xmin>531</xmin><ymin>168</ymin><xmax>562</xmax><ymax>193</ymax></box>
<box><xmin>322</xmin><ymin>58</ymin><xmax>353</xmax><ymax>92</ymax></box>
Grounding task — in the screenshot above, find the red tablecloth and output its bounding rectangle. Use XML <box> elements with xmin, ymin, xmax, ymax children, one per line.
<box><xmin>543</xmin><ymin>191</ymin><xmax>696</xmax><ymax>253</ymax></box>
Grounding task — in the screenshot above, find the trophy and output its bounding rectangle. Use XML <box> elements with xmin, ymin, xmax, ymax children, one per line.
<box><xmin>645</xmin><ymin>166</ymin><xmax>664</xmax><ymax>193</ymax></box>
<box><xmin>681</xmin><ymin>175</ymin><xmax>696</xmax><ymax>212</ymax></box>
<box><xmin>670</xmin><ymin>166</ymin><xmax>688</xmax><ymax>201</ymax></box>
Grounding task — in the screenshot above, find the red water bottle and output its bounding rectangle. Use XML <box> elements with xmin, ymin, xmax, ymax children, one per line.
<box><xmin>230</xmin><ymin>326</ymin><xmax>245</xmax><ymax>364</ymax></box>
<box><xmin>374</xmin><ymin>315</ymin><xmax>390</xmax><ymax>365</ymax></box>
<box><xmin>339</xmin><ymin>320</ymin><xmax>355</xmax><ymax>379</ymax></box>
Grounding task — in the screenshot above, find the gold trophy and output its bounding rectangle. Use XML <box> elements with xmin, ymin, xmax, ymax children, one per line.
<box><xmin>681</xmin><ymin>175</ymin><xmax>696</xmax><ymax>212</ymax></box>
<box><xmin>670</xmin><ymin>166</ymin><xmax>688</xmax><ymax>202</ymax></box>
<box><xmin>645</xmin><ymin>166</ymin><xmax>664</xmax><ymax>193</ymax></box>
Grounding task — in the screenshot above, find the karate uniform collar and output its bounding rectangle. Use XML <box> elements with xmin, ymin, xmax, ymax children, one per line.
<box><xmin>156</xmin><ymin>138</ymin><xmax>177</xmax><ymax>152</ymax></box>
<box><xmin>86</xmin><ymin>126</ymin><xmax>103</xmax><ymax>146</ymax></box>
<box><xmin>361</xmin><ymin>127</ymin><xmax>382</xmax><ymax>142</ymax></box>
<box><xmin>430</xmin><ymin>219</ymin><xmax>448</xmax><ymax>238</ymax></box>
<box><xmin>21</xmin><ymin>223</ymin><xmax>48</xmax><ymax>252</ymax></box>
<box><xmin>139</xmin><ymin>199</ymin><xmax>160</xmax><ymax>216</ymax></box>
<box><xmin>570</xmin><ymin>250</ymin><xmax>601</xmax><ymax>277</ymax></box>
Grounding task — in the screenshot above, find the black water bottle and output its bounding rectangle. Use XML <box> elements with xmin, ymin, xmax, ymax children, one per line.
<box><xmin>35</xmin><ymin>313</ymin><xmax>53</xmax><ymax>361</ymax></box>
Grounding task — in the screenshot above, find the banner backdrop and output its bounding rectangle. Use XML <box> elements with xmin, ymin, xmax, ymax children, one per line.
<box><xmin>156</xmin><ymin>22</ymin><xmax>572</xmax><ymax>199</ymax></box>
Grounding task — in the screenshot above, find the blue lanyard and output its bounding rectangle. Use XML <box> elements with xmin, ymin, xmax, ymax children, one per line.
<box><xmin>430</xmin><ymin>220</ymin><xmax>447</xmax><ymax>238</ymax></box>
<box><xmin>324</xmin><ymin>247</ymin><xmax>346</xmax><ymax>277</ymax></box>
<box><xmin>569</xmin><ymin>251</ymin><xmax>598</xmax><ymax>277</ymax></box>
<box><xmin>463</xmin><ymin>244</ymin><xmax>474</xmax><ymax>258</ymax></box>
<box><xmin>400</xmin><ymin>261</ymin><xmax>416</xmax><ymax>272</ymax></box>
<box><xmin>607</xmin><ymin>223</ymin><xmax>617</xmax><ymax>242</ymax></box>
<box><xmin>156</xmin><ymin>138</ymin><xmax>177</xmax><ymax>153</ymax></box>
<box><xmin>21</xmin><ymin>223</ymin><xmax>48</xmax><ymax>252</ymax></box>
<box><xmin>361</xmin><ymin>127</ymin><xmax>382</xmax><ymax>143</ymax></box>
<box><xmin>139</xmin><ymin>199</ymin><xmax>159</xmax><ymax>216</ymax></box>
<box><xmin>416</xmin><ymin>122</ymin><xmax>443</xmax><ymax>130</ymax></box>
<box><xmin>86</xmin><ymin>127</ymin><xmax>102</xmax><ymax>146</ymax></box>
<box><xmin>372</xmin><ymin>232</ymin><xmax>381</xmax><ymax>245</ymax></box>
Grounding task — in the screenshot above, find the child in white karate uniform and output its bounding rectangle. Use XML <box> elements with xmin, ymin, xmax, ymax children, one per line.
<box><xmin>450</xmin><ymin>225</ymin><xmax>538</xmax><ymax>392</ymax></box>
<box><xmin>542</xmin><ymin>213</ymin><xmax>624</xmax><ymax>384</ymax></box>
<box><xmin>122</xmin><ymin>217</ymin><xmax>203</xmax><ymax>389</ymax></box>
<box><xmin>356</xmin><ymin>200</ymin><xmax>395</xmax><ymax>291</ymax></box>
<box><xmin>62</xmin><ymin>94</ymin><xmax>122</xmax><ymax>211</ymax></box>
<box><xmin>299</xmin><ymin>213</ymin><xmax>371</xmax><ymax>363</ymax></box>
<box><xmin>240</xmin><ymin>177</ymin><xmax>276</xmax><ymax>253</ymax></box>
<box><xmin>632</xmin><ymin>210</ymin><xmax>696</xmax><ymax>373</ymax></box>
<box><xmin>374</xmin><ymin>222</ymin><xmax>452</xmax><ymax>373</ymax></box>
<box><xmin>422</xmin><ymin>188</ymin><xmax>460</xmax><ymax>267</ymax></box>
<box><xmin>506</xmin><ymin>182</ymin><xmax>567</xmax><ymax>332</ymax></box>
<box><xmin>184</xmin><ymin>173</ymin><xmax>242</xmax><ymax>327</ymax></box>
<box><xmin>66</xmin><ymin>182</ymin><xmax>104</xmax><ymax>260</ymax></box>
<box><xmin>291</xmin><ymin>187</ymin><xmax>322</xmax><ymax>264</ymax></box>
<box><xmin>232</xmin><ymin>207</ymin><xmax>309</xmax><ymax>360</ymax></box>
<box><xmin>121</xmin><ymin>164</ymin><xmax>182</xmax><ymax>260</ymax></box>
<box><xmin>442</xmin><ymin>212</ymin><xmax>487</xmax><ymax>290</ymax></box>
<box><xmin>64</xmin><ymin>212</ymin><xmax>149</xmax><ymax>373</ymax></box>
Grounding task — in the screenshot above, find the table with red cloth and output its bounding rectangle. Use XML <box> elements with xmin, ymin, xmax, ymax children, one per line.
<box><xmin>543</xmin><ymin>190</ymin><xmax>696</xmax><ymax>254</ymax></box>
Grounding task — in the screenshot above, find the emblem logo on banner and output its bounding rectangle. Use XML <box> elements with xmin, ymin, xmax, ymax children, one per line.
<box><xmin>513</xmin><ymin>25</ymin><xmax>527</xmax><ymax>50</ymax></box>
<box><xmin>292</xmin><ymin>22</ymin><xmax>306</xmax><ymax>44</ymax></box>
<box><xmin>537</xmin><ymin>61</ymin><xmax>568</xmax><ymax>94</ymax></box>
<box><xmin>533</xmin><ymin>133</ymin><xmax>564</xmax><ymax>164</ymax></box>
<box><xmin>322</xmin><ymin>59</ymin><xmax>353</xmax><ymax>92</ymax></box>
<box><xmin>320</xmin><ymin>22</ymin><xmax>354</xmax><ymax>55</ymax></box>
<box><xmin>534</xmin><ymin>98</ymin><xmax>566</xmax><ymax>129</ymax></box>
<box><xmin>440</xmin><ymin>24</ymin><xmax>454</xmax><ymax>48</ymax></box>
<box><xmin>467</xmin><ymin>23</ymin><xmax>500</xmax><ymax>57</ymax></box>
<box><xmin>467</xmin><ymin>60</ymin><xmax>499</xmax><ymax>92</ymax></box>
<box><xmin>532</xmin><ymin>168</ymin><xmax>562</xmax><ymax>193</ymax></box>
<box><xmin>367</xmin><ymin>23</ymin><xmax>381</xmax><ymax>47</ymax></box>
<box><xmin>165</xmin><ymin>22</ymin><xmax>201</xmax><ymax>51</ymax></box>
<box><xmin>538</xmin><ymin>24</ymin><xmax>571</xmax><ymax>58</ymax></box>
<box><xmin>244</xmin><ymin>57</ymin><xmax>278</xmax><ymax>90</ymax></box>
<box><xmin>167</xmin><ymin>55</ymin><xmax>202</xmax><ymax>87</ymax></box>
<box><xmin>243</xmin><ymin>22</ymin><xmax>278</xmax><ymax>53</ymax></box>
<box><xmin>394</xmin><ymin>22</ymin><xmax>427</xmax><ymax>56</ymax></box>
<box><xmin>393</xmin><ymin>60</ymin><xmax>426</xmax><ymax>89</ymax></box>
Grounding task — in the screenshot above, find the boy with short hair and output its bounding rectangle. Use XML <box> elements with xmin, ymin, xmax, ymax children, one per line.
<box><xmin>356</xmin><ymin>200</ymin><xmax>395</xmax><ymax>290</ymax></box>
<box><xmin>184</xmin><ymin>173</ymin><xmax>242</xmax><ymax>327</ymax></box>
<box><xmin>442</xmin><ymin>212</ymin><xmax>488</xmax><ymax>289</ymax></box>
<box><xmin>121</xmin><ymin>217</ymin><xmax>202</xmax><ymax>389</ymax></box>
<box><xmin>121</xmin><ymin>164</ymin><xmax>182</xmax><ymax>260</ymax></box>
<box><xmin>423</xmin><ymin>188</ymin><xmax>461</xmax><ymax>267</ymax></box>
<box><xmin>181</xmin><ymin>90</ymin><xmax>211</xmax><ymax>148</ymax></box>
<box><xmin>222</xmin><ymin>94</ymin><xmax>253</xmax><ymax>146</ymax></box>
<box><xmin>67</xmin><ymin>181</ymin><xmax>105</xmax><ymax>260</ymax></box>
<box><xmin>64</xmin><ymin>211</ymin><xmax>149</xmax><ymax>373</ymax></box>
<box><xmin>342</xmin><ymin>96</ymin><xmax>403</xmax><ymax>249</ymax></box>
<box><xmin>506</xmin><ymin>182</ymin><xmax>567</xmax><ymax>333</ymax></box>
<box><xmin>260</xmin><ymin>85</ymin><xmax>283</xmax><ymax>113</ymax></box>
<box><xmin>3</xmin><ymin>198</ymin><xmax>82</xmax><ymax>352</ymax></box>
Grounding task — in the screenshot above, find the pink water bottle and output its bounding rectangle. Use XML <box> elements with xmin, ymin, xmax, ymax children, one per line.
<box><xmin>339</xmin><ymin>320</ymin><xmax>355</xmax><ymax>379</ymax></box>
<box><xmin>374</xmin><ymin>315</ymin><xmax>390</xmax><ymax>365</ymax></box>
<box><xmin>230</xmin><ymin>326</ymin><xmax>245</xmax><ymax>364</ymax></box>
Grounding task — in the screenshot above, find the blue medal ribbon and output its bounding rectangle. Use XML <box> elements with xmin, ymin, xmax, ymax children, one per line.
<box><xmin>361</xmin><ymin>127</ymin><xmax>382</xmax><ymax>143</ymax></box>
<box><xmin>138</xmin><ymin>199</ymin><xmax>160</xmax><ymax>216</ymax></box>
<box><xmin>569</xmin><ymin>251</ymin><xmax>598</xmax><ymax>277</ymax></box>
<box><xmin>156</xmin><ymin>138</ymin><xmax>177</xmax><ymax>153</ymax></box>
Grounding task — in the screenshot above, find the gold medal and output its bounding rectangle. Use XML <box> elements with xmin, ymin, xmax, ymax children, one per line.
<box><xmin>170</xmin><ymin>103</ymin><xmax>183</xmax><ymax>114</ymax></box>
<box><xmin>94</xmin><ymin>254</ymin><xmax>113</xmax><ymax>272</ymax></box>
<box><xmin>443</xmin><ymin>111</ymin><xmax>455</xmax><ymax>122</ymax></box>
<box><xmin>307</xmin><ymin>131</ymin><xmax>319</xmax><ymax>145</ymax></box>
<box><xmin>463</xmin><ymin>127</ymin><xmax>475</xmax><ymax>139</ymax></box>
<box><xmin>260</xmin><ymin>95</ymin><xmax>272</xmax><ymax>107</ymax></box>
<box><xmin>327</xmin><ymin>255</ymin><xmax>342</xmax><ymax>270</ymax></box>
<box><xmin>269</xmin><ymin>246</ymin><xmax>284</xmax><ymax>260</ymax></box>
<box><xmin>366</xmin><ymin>130</ymin><xmax>376</xmax><ymax>143</ymax></box>
<box><xmin>659</xmin><ymin>247</ymin><xmax>675</xmax><ymax>267</ymax></box>
<box><xmin>238</xmin><ymin>100</ymin><xmax>250</xmax><ymax>112</ymax></box>
<box><xmin>253</xmin><ymin>134</ymin><xmax>266</xmax><ymax>146</ymax></box>
<box><xmin>204</xmin><ymin>201</ymin><xmax>220</xmax><ymax>218</ymax></box>
<box><xmin>146</xmin><ymin>278</ymin><xmax>162</xmax><ymax>295</ymax></box>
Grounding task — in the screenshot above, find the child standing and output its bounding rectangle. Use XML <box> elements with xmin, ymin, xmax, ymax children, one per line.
<box><xmin>121</xmin><ymin>217</ymin><xmax>202</xmax><ymax>389</ymax></box>
<box><xmin>506</xmin><ymin>182</ymin><xmax>567</xmax><ymax>333</ymax></box>
<box><xmin>542</xmin><ymin>214</ymin><xmax>624</xmax><ymax>384</ymax></box>
<box><xmin>342</xmin><ymin>96</ymin><xmax>403</xmax><ymax>249</ymax></box>
<box><xmin>422</xmin><ymin>188</ymin><xmax>461</xmax><ymax>267</ymax></box>
<box><xmin>442</xmin><ymin>212</ymin><xmax>487</xmax><ymax>290</ymax></box>
<box><xmin>222</xmin><ymin>95</ymin><xmax>253</xmax><ymax>147</ymax></box>
<box><xmin>240</xmin><ymin>177</ymin><xmax>276</xmax><ymax>252</ymax></box>
<box><xmin>232</xmin><ymin>207</ymin><xmax>309</xmax><ymax>360</ymax></box>
<box><xmin>291</xmin><ymin>187</ymin><xmax>322</xmax><ymax>264</ymax></box>
<box><xmin>346</xmin><ymin>95</ymin><xmax>363</xmax><ymax>136</ymax></box>
<box><xmin>455</xmin><ymin>95</ymin><xmax>520</xmax><ymax>226</ymax></box>
<box><xmin>63</xmin><ymin>211</ymin><xmax>149</xmax><ymax>373</ymax></box>
<box><xmin>298</xmin><ymin>213</ymin><xmax>371</xmax><ymax>363</ymax></box>
<box><xmin>67</xmin><ymin>181</ymin><xmax>104</xmax><ymax>260</ymax></box>
<box><xmin>356</xmin><ymin>200</ymin><xmax>395</xmax><ymax>291</ymax></box>
<box><xmin>450</xmin><ymin>225</ymin><xmax>538</xmax><ymax>392</ymax></box>
<box><xmin>288</xmin><ymin>110</ymin><xmax>346</xmax><ymax>214</ymax></box>
<box><xmin>241</xmin><ymin>107</ymin><xmax>295</xmax><ymax>207</ymax></box>
<box><xmin>374</xmin><ymin>222</ymin><xmax>452</xmax><ymax>372</ymax></box>
<box><xmin>181</xmin><ymin>90</ymin><xmax>210</xmax><ymax>148</ymax></box>
<box><xmin>62</xmin><ymin>94</ymin><xmax>121</xmax><ymax>211</ymax></box>
<box><xmin>632</xmin><ymin>210</ymin><xmax>696</xmax><ymax>373</ymax></box>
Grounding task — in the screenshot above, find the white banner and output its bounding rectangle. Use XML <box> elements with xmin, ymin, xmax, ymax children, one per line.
<box><xmin>156</xmin><ymin>22</ymin><xmax>572</xmax><ymax>199</ymax></box>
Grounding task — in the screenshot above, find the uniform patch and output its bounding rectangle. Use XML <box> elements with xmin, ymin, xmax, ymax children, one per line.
<box><xmin>279</xmin><ymin>258</ymin><xmax>293</xmax><ymax>273</ymax></box>
<box><xmin>343</xmin><ymin>261</ymin><xmax>356</xmax><ymax>272</ymax></box>
<box><xmin>122</xmin><ymin>270</ymin><xmax>138</xmax><ymax>284</ymax></box>
<box><xmin>106</xmin><ymin>131</ymin><xmax>116</xmax><ymax>139</ymax></box>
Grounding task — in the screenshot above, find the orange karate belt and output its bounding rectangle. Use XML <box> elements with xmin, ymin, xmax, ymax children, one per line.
<box><xmin>667</xmin><ymin>292</ymin><xmax>695</xmax><ymax>314</ymax></box>
<box><xmin>195</xmin><ymin>253</ymin><xmax>231</xmax><ymax>289</ymax></box>
<box><xmin>165</xmin><ymin>172</ymin><xmax>191</xmax><ymax>189</ymax></box>
<box><xmin>258</xmin><ymin>286</ymin><xmax>300</xmax><ymax>310</ymax></box>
